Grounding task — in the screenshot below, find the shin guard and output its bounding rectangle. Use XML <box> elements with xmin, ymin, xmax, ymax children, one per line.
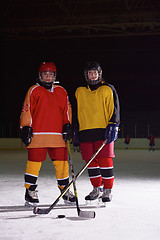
<box><xmin>24</xmin><ymin>161</ymin><xmax>42</xmax><ymax>189</ymax></box>
<box><xmin>52</xmin><ymin>160</ymin><xmax>69</xmax><ymax>189</ymax></box>
<box><xmin>99</xmin><ymin>157</ymin><xmax>114</xmax><ymax>189</ymax></box>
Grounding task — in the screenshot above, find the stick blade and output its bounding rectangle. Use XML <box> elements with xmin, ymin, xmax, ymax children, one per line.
<box><xmin>79</xmin><ymin>210</ymin><xmax>95</xmax><ymax>219</ymax></box>
<box><xmin>33</xmin><ymin>207</ymin><xmax>50</xmax><ymax>215</ymax></box>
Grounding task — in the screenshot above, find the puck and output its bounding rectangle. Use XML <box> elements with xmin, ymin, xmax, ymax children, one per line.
<box><xmin>58</xmin><ymin>215</ymin><xmax>65</xmax><ymax>218</ymax></box>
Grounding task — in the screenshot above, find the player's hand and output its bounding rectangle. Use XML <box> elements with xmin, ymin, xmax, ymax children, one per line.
<box><xmin>20</xmin><ymin>126</ymin><xmax>33</xmax><ymax>146</ymax></box>
<box><xmin>62</xmin><ymin>123</ymin><xmax>72</xmax><ymax>142</ymax></box>
<box><xmin>104</xmin><ymin>123</ymin><xmax>119</xmax><ymax>144</ymax></box>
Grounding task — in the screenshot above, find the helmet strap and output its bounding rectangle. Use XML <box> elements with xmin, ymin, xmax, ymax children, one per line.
<box><xmin>88</xmin><ymin>82</ymin><xmax>102</xmax><ymax>91</ymax></box>
<box><xmin>38</xmin><ymin>78</ymin><xmax>53</xmax><ymax>90</ymax></box>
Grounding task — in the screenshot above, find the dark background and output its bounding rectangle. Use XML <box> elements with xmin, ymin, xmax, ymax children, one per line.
<box><xmin>1</xmin><ymin>0</ymin><xmax>160</xmax><ymax>138</ymax></box>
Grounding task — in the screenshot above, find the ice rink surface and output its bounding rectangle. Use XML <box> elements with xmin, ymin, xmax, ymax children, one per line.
<box><xmin>0</xmin><ymin>149</ymin><xmax>160</xmax><ymax>240</ymax></box>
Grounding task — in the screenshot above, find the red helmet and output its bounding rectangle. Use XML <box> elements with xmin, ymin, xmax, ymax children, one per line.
<box><xmin>39</xmin><ymin>62</ymin><xmax>57</xmax><ymax>73</ymax></box>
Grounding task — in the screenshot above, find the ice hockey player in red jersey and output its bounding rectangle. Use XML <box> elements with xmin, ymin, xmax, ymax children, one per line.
<box><xmin>124</xmin><ymin>135</ymin><xmax>130</xmax><ymax>150</ymax></box>
<box><xmin>75</xmin><ymin>62</ymin><xmax>120</xmax><ymax>203</ymax></box>
<box><xmin>20</xmin><ymin>61</ymin><xmax>76</xmax><ymax>206</ymax></box>
<box><xmin>147</xmin><ymin>134</ymin><xmax>155</xmax><ymax>151</ymax></box>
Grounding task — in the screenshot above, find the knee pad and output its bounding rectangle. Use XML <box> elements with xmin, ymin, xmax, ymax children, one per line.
<box><xmin>98</xmin><ymin>157</ymin><xmax>113</xmax><ymax>168</ymax></box>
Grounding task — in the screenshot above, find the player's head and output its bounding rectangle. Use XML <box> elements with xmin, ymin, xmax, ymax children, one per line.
<box><xmin>38</xmin><ymin>62</ymin><xmax>57</xmax><ymax>89</ymax></box>
<box><xmin>84</xmin><ymin>62</ymin><xmax>102</xmax><ymax>85</ymax></box>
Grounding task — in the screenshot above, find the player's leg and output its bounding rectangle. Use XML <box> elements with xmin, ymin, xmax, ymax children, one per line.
<box><xmin>80</xmin><ymin>142</ymin><xmax>103</xmax><ymax>201</ymax></box>
<box><xmin>48</xmin><ymin>147</ymin><xmax>76</xmax><ymax>203</ymax></box>
<box><xmin>94</xmin><ymin>141</ymin><xmax>115</xmax><ymax>202</ymax></box>
<box><xmin>24</xmin><ymin>148</ymin><xmax>47</xmax><ymax>205</ymax></box>
<box><xmin>98</xmin><ymin>157</ymin><xmax>114</xmax><ymax>202</ymax></box>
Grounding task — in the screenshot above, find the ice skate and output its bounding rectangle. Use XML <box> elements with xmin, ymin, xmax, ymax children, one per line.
<box><xmin>102</xmin><ymin>189</ymin><xmax>112</xmax><ymax>202</ymax></box>
<box><xmin>85</xmin><ymin>187</ymin><xmax>103</xmax><ymax>201</ymax></box>
<box><xmin>25</xmin><ymin>185</ymin><xmax>39</xmax><ymax>207</ymax></box>
<box><xmin>61</xmin><ymin>189</ymin><xmax>76</xmax><ymax>204</ymax></box>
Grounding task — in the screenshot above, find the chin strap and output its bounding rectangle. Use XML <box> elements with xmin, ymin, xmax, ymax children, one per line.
<box><xmin>38</xmin><ymin>79</ymin><xmax>60</xmax><ymax>90</ymax></box>
<box><xmin>38</xmin><ymin>80</ymin><xmax>53</xmax><ymax>89</ymax></box>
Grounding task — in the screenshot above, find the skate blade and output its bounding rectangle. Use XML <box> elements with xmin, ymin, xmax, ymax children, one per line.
<box><xmin>85</xmin><ymin>198</ymin><xmax>106</xmax><ymax>207</ymax></box>
<box><xmin>25</xmin><ymin>201</ymin><xmax>38</xmax><ymax>207</ymax></box>
<box><xmin>63</xmin><ymin>200</ymin><xmax>76</xmax><ymax>206</ymax></box>
<box><xmin>98</xmin><ymin>199</ymin><xmax>106</xmax><ymax>207</ymax></box>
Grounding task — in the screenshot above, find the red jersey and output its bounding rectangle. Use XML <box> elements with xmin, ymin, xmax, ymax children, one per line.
<box><xmin>124</xmin><ymin>136</ymin><xmax>130</xmax><ymax>144</ymax></box>
<box><xmin>20</xmin><ymin>84</ymin><xmax>72</xmax><ymax>148</ymax></box>
<box><xmin>147</xmin><ymin>136</ymin><xmax>155</xmax><ymax>145</ymax></box>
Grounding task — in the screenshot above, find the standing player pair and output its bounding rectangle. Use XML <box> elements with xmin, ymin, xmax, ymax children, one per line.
<box><xmin>20</xmin><ymin>61</ymin><xmax>120</xmax><ymax>208</ymax></box>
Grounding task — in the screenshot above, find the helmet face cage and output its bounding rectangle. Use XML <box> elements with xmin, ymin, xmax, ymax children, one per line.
<box><xmin>39</xmin><ymin>62</ymin><xmax>57</xmax><ymax>83</ymax></box>
<box><xmin>84</xmin><ymin>62</ymin><xmax>102</xmax><ymax>85</ymax></box>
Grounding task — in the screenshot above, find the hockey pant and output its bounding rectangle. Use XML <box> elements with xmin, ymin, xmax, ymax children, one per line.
<box><xmin>24</xmin><ymin>147</ymin><xmax>69</xmax><ymax>190</ymax></box>
<box><xmin>80</xmin><ymin>141</ymin><xmax>115</xmax><ymax>189</ymax></box>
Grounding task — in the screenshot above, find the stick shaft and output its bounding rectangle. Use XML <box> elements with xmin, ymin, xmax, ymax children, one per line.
<box><xmin>67</xmin><ymin>141</ymin><xmax>81</xmax><ymax>214</ymax></box>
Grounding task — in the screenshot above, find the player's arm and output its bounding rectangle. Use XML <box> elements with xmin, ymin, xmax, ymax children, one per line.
<box><xmin>62</xmin><ymin>92</ymin><xmax>73</xmax><ymax>142</ymax></box>
<box><xmin>107</xmin><ymin>83</ymin><xmax>120</xmax><ymax>125</ymax></box>
<box><xmin>20</xmin><ymin>87</ymin><xmax>34</xmax><ymax>146</ymax></box>
<box><xmin>104</xmin><ymin>84</ymin><xmax>120</xmax><ymax>144</ymax></box>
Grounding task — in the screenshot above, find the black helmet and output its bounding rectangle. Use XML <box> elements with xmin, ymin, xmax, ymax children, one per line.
<box><xmin>84</xmin><ymin>62</ymin><xmax>102</xmax><ymax>85</ymax></box>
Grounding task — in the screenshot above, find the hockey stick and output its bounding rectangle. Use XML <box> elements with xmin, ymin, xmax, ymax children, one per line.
<box><xmin>33</xmin><ymin>139</ymin><xmax>107</xmax><ymax>215</ymax></box>
<box><xmin>67</xmin><ymin>141</ymin><xmax>95</xmax><ymax>218</ymax></box>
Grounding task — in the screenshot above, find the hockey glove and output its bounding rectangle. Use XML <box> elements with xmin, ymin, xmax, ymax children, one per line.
<box><xmin>62</xmin><ymin>123</ymin><xmax>72</xmax><ymax>142</ymax></box>
<box><xmin>20</xmin><ymin>126</ymin><xmax>33</xmax><ymax>146</ymax></box>
<box><xmin>104</xmin><ymin>123</ymin><xmax>119</xmax><ymax>144</ymax></box>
